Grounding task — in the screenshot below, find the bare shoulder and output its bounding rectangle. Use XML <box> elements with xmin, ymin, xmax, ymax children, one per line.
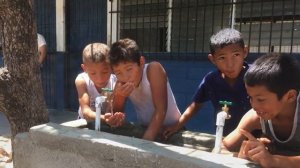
<box><xmin>75</xmin><ymin>74</ymin><xmax>84</xmax><ymax>84</ymax></box>
<box><xmin>238</xmin><ymin>108</ymin><xmax>261</xmax><ymax>130</ymax></box>
<box><xmin>148</xmin><ymin>61</ymin><xmax>164</xmax><ymax>68</ymax></box>
<box><xmin>75</xmin><ymin>74</ymin><xmax>87</xmax><ymax>90</ymax></box>
<box><xmin>146</xmin><ymin>61</ymin><xmax>167</xmax><ymax>86</ymax></box>
<box><xmin>147</xmin><ymin>61</ymin><xmax>166</xmax><ymax>75</ymax></box>
<box><xmin>245</xmin><ymin>109</ymin><xmax>260</xmax><ymax>121</ymax></box>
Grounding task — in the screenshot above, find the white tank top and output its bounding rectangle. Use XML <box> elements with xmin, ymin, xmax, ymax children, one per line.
<box><xmin>77</xmin><ymin>72</ymin><xmax>117</xmax><ymax>118</ymax></box>
<box><xmin>129</xmin><ymin>64</ymin><xmax>181</xmax><ymax>126</ymax></box>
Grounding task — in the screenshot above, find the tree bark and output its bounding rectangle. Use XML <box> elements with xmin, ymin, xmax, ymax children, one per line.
<box><xmin>0</xmin><ymin>0</ymin><xmax>49</xmax><ymax>140</ymax></box>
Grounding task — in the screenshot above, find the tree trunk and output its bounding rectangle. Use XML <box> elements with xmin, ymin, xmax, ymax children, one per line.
<box><xmin>0</xmin><ymin>0</ymin><xmax>49</xmax><ymax>140</ymax></box>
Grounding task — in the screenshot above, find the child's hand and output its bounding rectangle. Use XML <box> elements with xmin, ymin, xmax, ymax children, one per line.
<box><xmin>104</xmin><ymin>112</ymin><xmax>125</xmax><ymax>127</ymax></box>
<box><xmin>162</xmin><ymin>123</ymin><xmax>180</xmax><ymax>140</ymax></box>
<box><xmin>238</xmin><ymin>129</ymin><xmax>273</xmax><ymax>167</ymax></box>
<box><xmin>115</xmin><ymin>82</ymin><xmax>135</xmax><ymax>97</ymax></box>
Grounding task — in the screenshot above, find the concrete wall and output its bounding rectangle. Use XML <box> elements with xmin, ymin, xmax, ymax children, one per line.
<box><xmin>14</xmin><ymin>123</ymin><xmax>257</xmax><ymax>168</ymax></box>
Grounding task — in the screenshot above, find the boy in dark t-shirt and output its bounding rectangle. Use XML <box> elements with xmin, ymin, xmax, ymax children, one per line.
<box><xmin>164</xmin><ymin>28</ymin><xmax>251</xmax><ymax>137</ymax></box>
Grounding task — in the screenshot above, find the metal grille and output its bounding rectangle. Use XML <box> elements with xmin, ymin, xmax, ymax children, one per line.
<box><xmin>34</xmin><ymin>0</ymin><xmax>57</xmax><ymax>108</ymax></box>
<box><xmin>108</xmin><ymin>0</ymin><xmax>300</xmax><ymax>59</ymax></box>
<box><xmin>34</xmin><ymin>0</ymin><xmax>56</xmax><ymax>52</ymax></box>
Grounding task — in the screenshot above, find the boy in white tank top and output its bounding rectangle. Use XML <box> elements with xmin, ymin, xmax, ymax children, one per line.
<box><xmin>75</xmin><ymin>43</ymin><xmax>125</xmax><ymax>128</ymax></box>
<box><xmin>109</xmin><ymin>38</ymin><xmax>181</xmax><ymax>141</ymax></box>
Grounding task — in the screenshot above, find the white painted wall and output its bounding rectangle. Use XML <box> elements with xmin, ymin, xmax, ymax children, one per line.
<box><xmin>56</xmin><ymin>0</ymin><xmax>66</xmax><ymax>52</ymax></box>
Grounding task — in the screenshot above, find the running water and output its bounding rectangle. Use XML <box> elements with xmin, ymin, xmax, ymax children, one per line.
<box><xmin>101</xmin><ymin>88</ymin><xmax>114</xmax><ymax>115</ymax></box>
<box><xmin>95</xmin><ymin>96</ymin><xmax>106</xmax><ymax>131</ymax></box>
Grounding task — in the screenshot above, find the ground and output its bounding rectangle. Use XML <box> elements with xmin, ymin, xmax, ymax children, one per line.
<box><xmin>0</xmin><ymin>110</ymin><xmax>78</xmax><ymax>168</ymax></box>
<box><xmin>0</xmin><ymin>113</ymin><xmax>13</xmax><ymax>168</ymax></box>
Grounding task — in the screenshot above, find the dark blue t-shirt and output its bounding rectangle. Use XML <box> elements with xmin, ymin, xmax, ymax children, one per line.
<box><xmin>193</xmin><ymin>62</ymin><xmax>251</xmax><ymax>135</ymax></box>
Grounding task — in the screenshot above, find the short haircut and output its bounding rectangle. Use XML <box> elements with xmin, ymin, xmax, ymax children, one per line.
<box><xmin>109</xmin><ymin>38</ymin><xmax>141</xmax><ymax>66</ymax></box>
<box><xmin>244</xmin><ymin>53</ymin><xmax>300</xmax><ymax>99</ymax></box>
<box><xmin>209</xmin><ymin>28</ymin><xmax>245</xmax><ymax>54</ymax></box>
<box><xmin>82</xmin><ymin>43</ymin><xmax>109</xmax><ymax>63</ymax></box>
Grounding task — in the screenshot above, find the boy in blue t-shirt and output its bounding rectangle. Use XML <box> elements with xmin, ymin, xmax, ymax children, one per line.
<box><xmin>163</xmin><ymin>28</ymin><xmax>251</xmax><ymax>138</ymax></box>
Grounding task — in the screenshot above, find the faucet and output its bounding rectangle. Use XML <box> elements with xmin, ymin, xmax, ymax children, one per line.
<box><xmin>95</xmin><ymin>96</ymin><xmax>106</xmax><ymax>131</ymax></box>
<box><xmin>95</xmin><ymin>88</ymin><xmax>114</xmax><ymax>131</ymax></box>
<box><xmin>213</xmin><ymin>100</ymin><xmax>232</xmax><ymax>153</ymax></box>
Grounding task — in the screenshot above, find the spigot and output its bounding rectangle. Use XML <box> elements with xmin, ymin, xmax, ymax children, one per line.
<box><xmin>213</xmin><ymin>100</ymin><xmax>232</xmax><ymax>153</ymax></box>
<box><xmin>219</xmin><ymin>100</ymin><xmax>232</xmax><ymax>119</ymax></box>
<box><xmin>95</xmin><ymin>96</ymin><xmax>106</xmax><ymax>131</ymax></box>
<box><xmin>102</xmin><ymin>87</ymin><xmax>113</xmax><ymax>94</ymax></box>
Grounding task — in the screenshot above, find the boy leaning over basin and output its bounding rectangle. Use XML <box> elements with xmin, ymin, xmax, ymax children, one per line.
<box><xmin>163</xmin><ymin>28</ymin><xmax>251</xmax><ymax>139</ymax></box>
<box><xmin>109</xmin><ymin>38</ymin><xmax>181</xmax><ymax>141</ymax></box>
<box><xmin>223</xmin><ymin>53</ymin><xmax>300</xmax><ymax>168</ymax></box>
<box><xmin>75</xmin><ymin>43</ymin><xmax>125</xmax><ymax>129</ymax></box>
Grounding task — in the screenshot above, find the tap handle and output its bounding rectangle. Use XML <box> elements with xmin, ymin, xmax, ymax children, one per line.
<box><xmin>219</xmin><ymin>100</ymin><xmax>232</xmax><ymax>113</ymax></box>
<box><xmin>102</xmin><ymin>88</ymin><xmax>113</xmax><ymax>92</ymax></box>
<box><xmin>219</xmin><ymin>100</ymin><xmax>232</xmax><ymax>106</ymax></box>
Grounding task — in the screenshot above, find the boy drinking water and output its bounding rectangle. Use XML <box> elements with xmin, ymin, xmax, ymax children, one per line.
<box><xmin>109</xmin><ymin>38</ymin><xmax>181</xmax><ymax>141</ymax></box>
<box><xmin>75</xmin><ymin>43</ymin><xmax>124</xmax><ymax>128</ymax></box>
<box><xmin>164</xmin><ymin>28</ymin><xmax>251</xmax><ymax>138</ymax></box>
<box><xmin>223</xmin><ymin>53</ymin><xmax>300</xmax><ymax>167</ymax></box>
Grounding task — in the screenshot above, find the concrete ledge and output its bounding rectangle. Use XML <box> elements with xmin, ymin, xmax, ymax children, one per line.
<box><xmin>60</xmin><ymin>119</ymin><xmax>216</xmax><ymax>152</ymax></box>
<box><xmin>60</xmin><ymin>118</ymin><xmax>87</xmax><ymax>128</ymax></box>
<box><xmin>13</xmin><ymin>123</ymin><xmax>258</xmax><ymax>168</ymax></box>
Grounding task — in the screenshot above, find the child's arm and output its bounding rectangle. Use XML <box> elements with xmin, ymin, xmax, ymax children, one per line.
<box><xmin>163</xmin><ymin>102</ymin><xmax>203</xmax><ymax>139</ymax></box>
<box><xmin>75</xmin><ymin>77</ymin><xmax>124</xmax><ymax>127</ymax></box>
<box><xmin>264</xmin><ymin>155</ymin><xmax>300</xmax><ymax>168</ymax></box>
<box><xmin>113</xmin><ymin>81</ymin><xmax>131</xmax><ymax>112</ymax></box>
<box><xmin>239</xmin><ymin>129</ymin><xmax>300</xmax><ymax>168</ymax></box>
<box><xmin>75</xmin><ymin>76</ymin><xmax>98</xmax><ymax>121</ymax></box>
<box><xmin>143</xmin><ymin>62</ymin><xmax>168</xmax><ymax>141</ymax></box>
<box><xmin>38</xmin><ymin>44</ymin><xmax>47</xmax><ymax>64</ymax></box>
<box><xmin>223</xmin><ymin>109</ymin><xmax>261</xmax><ymax>151</ymax></box>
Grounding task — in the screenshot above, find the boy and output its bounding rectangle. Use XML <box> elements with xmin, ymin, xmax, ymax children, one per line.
<box><xmin>75</xmin><ymin>43</ymin><xmax>124</xmax><ymax>128</ymax></box>
<box><xmin>163</xmin><ymin>28</ymin><xmax>251</xmax><ymax>138</ymax></box>
<box><xmin>109</xmin><ymin>38</ymin><xmax>181</xmax><ymax>141</ymax></box>
<box><xmin>223</xmin><ymin>53</ymin><xmax>300</xmax><ymax>167</ymax></box>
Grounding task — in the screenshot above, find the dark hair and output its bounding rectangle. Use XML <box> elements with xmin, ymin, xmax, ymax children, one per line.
<box><xmin>244</xmin><ymin>53</ymin><xmax>300</xmax><ymax>99</ymax></box>
<box><xmin>209</xmin><ymin>28</ymin><xmax>245</xmax><ymax>54</ymax></box>
<box><xmin>109</xmin><ymin>38</ymin><xmax>141</xmax><ymax>66</ymax></box>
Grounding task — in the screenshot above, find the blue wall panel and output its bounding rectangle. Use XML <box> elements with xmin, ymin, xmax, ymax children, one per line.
<box><xmin>65</xmin><ymin>0</ymin><xmax>108</xmax><ymax>110</ymax></box>
<box><xmin>67</xmin><ymin>0</ymin><xmax>107</xmax><ymax>52</ymax></box>
<box><xmin>34</xmin><ymin>0</ymin><xmax>56</xmax><ymax>52</ymax></box>
<box><xmin>160</xmin><ymin>60</ymin><xmax>215</xmax><ymax>133</ymax></box>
